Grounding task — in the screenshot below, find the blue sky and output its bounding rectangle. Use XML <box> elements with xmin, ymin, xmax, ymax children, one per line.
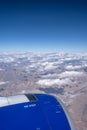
<box><xmin>0</xmin><ymin>0</ymin><xmax>87</xmax><ymax>52</ymax></box>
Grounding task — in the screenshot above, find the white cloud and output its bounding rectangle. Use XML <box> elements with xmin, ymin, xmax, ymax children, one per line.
<box><xmin>0</xmin><ymin>81</ymin><xmax>9</xmax><ymax>85</ymax></box>
<box><xmin>37</xmin><ymin>78</ymin><xmax>71</xmax><ymax>86</ymax></box>
<box><xmin>44</xmin><ymin>64</ymin><xmax>58</xmax><ymax>70</ymax></box>
<box><xmin>59</xmin><ymin>71</ymin><xmax>84</xmax><ymax>78</ymax></box>
<box><xmin>0</xmin><ymin>68</ymin><xmax>4</xmax><ymax>71</ymax></box>
<box><xmin>41</xmin><ymin>73</ymin><xmax>58</xmax><ymax>78</ymax></box>
<box><xmin>0</xmin><ymin>57</ymin><xmax>14</xmax><ymax>63</ymax></box>
<box><xmin>66</xmin><ymin>65</ymin><xmax>81</xmax><ymax>70</ymax></box>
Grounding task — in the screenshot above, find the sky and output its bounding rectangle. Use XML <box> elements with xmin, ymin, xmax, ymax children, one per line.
<box><xmin>0</xmin><ymin>0</ymin><xmax>87</xmax><ymax>52</ymax></box>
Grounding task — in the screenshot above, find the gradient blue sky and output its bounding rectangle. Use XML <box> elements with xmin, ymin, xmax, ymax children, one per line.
<box><xmin>0</xmin><ymin>0</ymin><xmax>87</xmax><ymax>52</ymax></box>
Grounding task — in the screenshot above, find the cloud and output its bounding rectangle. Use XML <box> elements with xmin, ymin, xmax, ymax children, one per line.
<box><xmin>65</xmin><ymin>65</ymin><xmax>81</xmax><ymax>70</ymax></box>
<box><xmin>0</xmin><ymin>81</ymin><xmax>9</xmax><ymax>85</ymax></box>
<box><xmin>59</xmin><ymin>71</ymin><xmax>84</xmax><ymax>78</ymax></box>
<box><xmin>0</xmin><ymin>57</ymin><xmax>14</xmax><ymax>63</ymax></box>
<box><xmin>37</xmin><ymin>78</ymin><xmax>71</xmax><ymax>86</ymax></box>
<box><xmin>44</xmin><ymin>64</ymin><xmax>58</xmax><ymax>70</ymax></box>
